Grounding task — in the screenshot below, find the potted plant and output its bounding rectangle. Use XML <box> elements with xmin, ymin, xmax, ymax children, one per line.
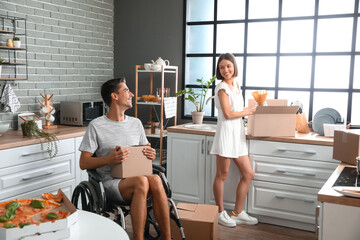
<box><xmin>176</xmin><ymin>75</ymin><xmax>216</xmax><ymax>124</ymax></box>
<box><xmin>13</xmin><ymin>36</ymin><xmax>21</xmax><ymax>48</ymax></box>
<box><xmin>21</xmin><ymin>120</ymin><xmax>58</xmax><ymax>159</ymax></box>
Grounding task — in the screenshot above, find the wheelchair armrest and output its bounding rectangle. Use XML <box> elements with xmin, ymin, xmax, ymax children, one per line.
<box><xmin>87</xmin><ymin>169</ymin><xmax>104</xmax><ymax>182</ymax></box>
<box><xmin>152</xmin><ymin>164</ymin><xmax>166</xmax><ymax>175</ymax></box>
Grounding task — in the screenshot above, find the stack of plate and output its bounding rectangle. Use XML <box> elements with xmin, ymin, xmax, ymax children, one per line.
<box><xmin>312</xmin><ymin>108</ymin><xmax>342</xmax><ymax>136</ymax></box>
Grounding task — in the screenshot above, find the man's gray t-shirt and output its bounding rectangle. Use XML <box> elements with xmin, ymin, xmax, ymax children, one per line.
<box><xmin>79</xmin><ymin>115</ymin><xmax>148</xmax><ymax>182</ymax></box>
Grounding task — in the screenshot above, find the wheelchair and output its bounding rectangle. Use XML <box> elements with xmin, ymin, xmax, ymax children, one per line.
<box><xmin>71</xmin><ymin>164</ymin><xmax>185</xmax><ymax>240</ymax></box>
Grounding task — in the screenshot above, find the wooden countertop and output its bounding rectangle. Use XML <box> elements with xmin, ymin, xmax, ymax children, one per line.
<box><xmin>0</xmin><ymin>125</ymin><xmax>87</xmax><ymax>150</ymax></box>
<box><xmin>168</xmin><ymin>123</ymin><xmax>333</xmax><ymax>146</ymax></box>
<box><xmin>318</xmin><ymin>163</ymin><xmax>360</xmax><ymax>207</ymax></box>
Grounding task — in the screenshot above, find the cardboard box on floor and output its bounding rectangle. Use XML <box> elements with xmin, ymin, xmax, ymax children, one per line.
<box><xmin>111</xmin><ymin>145</ymin><xmax>153</xmax><ymax>178</ymax></box>
<box><xmin>0</xmin><ymin>190</ymin><xmax>78</xmax><ymax>240</ymax></box>
<box><xmin>171</xmin><ymin>203</ymin><xmax>218</xmax><ymax>240</ymax></box>
<box><xmin>247</xmin><ymin>99</ymin><xmax>299</xmax><ymax>137</ymax></box>
<box><xmin>333</xmin><ymin>130</ymin><xmax>360</xmax><ymax>165</ymax></box>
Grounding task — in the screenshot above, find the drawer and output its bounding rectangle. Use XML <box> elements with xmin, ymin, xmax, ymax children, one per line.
<box><xmin>249</xmin><ymin>140</ymin><xmax>336</xmax><ymax>163</ymax></box>
<box><xmin>0</xmin><ymin>154</ymin><xmax>75</xmax><ymax>200</ymax></box>
<box><xmin>251</xmin><ymin>155</ymin><xmax>338</xmax><ymax>188</ymax></box>
<box><xmin>248</xmin><ymin>180</ymin><xmax>319</xmax><ymax>224</ymax></box>
<box><xmin>0</xmin><ymin>179</ymin><xmax>76</xmax><ymax>201</ymax></box>
<box><xmin>0</xmin><ymin>138</ymin><xmax>75</xmax><ymax>168</ymax></box>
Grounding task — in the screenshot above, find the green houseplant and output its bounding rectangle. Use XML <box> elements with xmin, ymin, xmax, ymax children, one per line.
<box><xmin>13</xmin><ymin>36</ymin><xmax>21</xmax><ymax>48</ymax></box>
<box><xmin>176</xmin><ymin>75</ymin><xmax>216</xmax><ymax>124</ymax></box>
<box><xmin>21</xmin><ymin>120</ymin><xmax>58</xmax><ymax>159</ymax></box>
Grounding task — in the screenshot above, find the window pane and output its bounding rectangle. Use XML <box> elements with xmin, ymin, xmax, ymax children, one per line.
<box><xmin>185</xmin><ymin>57</ymin><xmax>213</xmax><ymax>85</ymax></box>
<box><xmin>313</xmin><ymin>92</ymin><xmax>348</xmax><ymax>122</ymax></box>
<box><xmin>187</xmin><ymin>0</ymin><xmax>214</xmax><ymax>21</ymax></box>
<box><xmin>248</xmin><ymin>0</ymin><xmax>278</xmax><ymax>19</ymax></box>
<box><xmin>356</xmin><ymin>17</ymin><xmax>360</xmax><ymax>51</ymax></box>
<box><xmin>247</xmin><ymin>22</ymin><xmax>278</xmax><ymax>53</ymax></box>
<box><xmin>282</xmin><ymin>0</ymin><xmax>315</xmax><ymax>17</ymax></box>
<box><xmin>280</xmin><ymin>20</ymin><xmax>314</xmax><ymax>53</ymax></box>
<box><xmin>217</xmin><ymin>0</ymin><xmax>245</xmax><ymax>21</ymax></box>
<box><xmin>314</xmin><ymin>56</ymin><xmax>350</xmax><ymax>89</ymax></box>
<box><xmin>278</xmin><ymin>91</ymin><xmax>310</xmax><ymax>119</ymax></box>
<box><xmin>279</xmin><ymin>56</ymin><xmax>312</xmax><ymax>88</ymax></box>
<box><xmin>317</xmin><ymin>18</ymin><xmax>353</xmax><ymax>52</ymax></box>
<box><xmin>246</xmin><ymin>57</ymin><xmax>276</xmax><ymax>87</ymax></box>
<box><xmin>318</xmin><ymin>0</ymin><xmax>355</xmax><ymax>15</ymax></box>
<box><xmin>217</xmin><ymin>23</ymin><xmax>244</xmax><ymax>53</ymax></box>
<box><xmin>184</xmin><ymin>89</ymin><xmax>213</xmax><ymax>116</ymax></box>
<box><xmin>187</xmin><ymin>25</ymin><xmax>214</xmax><ymax>53</ymax></box>
<box><xmin>352</xmin><ymin>93</ymin><xmax>360</xmax><ymax>125</ymax></box>
<box><xmin>353</xmin><ymin>56</ymin><xmax>360</xmax><ymax>89</ymax></box>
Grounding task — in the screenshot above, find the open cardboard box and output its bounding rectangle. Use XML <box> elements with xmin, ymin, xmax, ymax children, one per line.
<box><xmin>333</xmin><ymin>129</ymin><xmax>360</xmax><ymax>165</ymax></box>
<box><xmin>171</xmin><ymin>203</ymin><xmax>218</xmax><ymax>240</ymax></box>
<box><xmin>247</xmin><ymin>99</ymin><xmax>298</xmax><ymax>137</ymax></box>
<box><xmin>110</xmin><ymin>145</ymin><xmax>153</xmax><ymax>178</ymax></box>
<box><xmin>0</xmin><ymin>190</ymin><xmax>78</xmax><ymax>240</ymax></box>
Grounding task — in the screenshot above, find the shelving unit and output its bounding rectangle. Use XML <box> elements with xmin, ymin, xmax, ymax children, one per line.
<box><xmin>0</xmin><ymin>14</ymin><xmax>28</xmax><ymax>81</ymax></box>
<box><xmin>135</xmin><ymin>65</ymin><xmax>178</xmax><ymax>166</ymax></box>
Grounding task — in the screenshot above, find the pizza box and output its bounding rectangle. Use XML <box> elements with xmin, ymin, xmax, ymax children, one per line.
<box><xmin>0</xmin><ymin>189</ymin><xmax>78</xmax><ymax>240</ymax></box>
<box><xmin>110</xmin><ymin>145</ymin><xmax>153</xmax><ymax>178</ymax></box>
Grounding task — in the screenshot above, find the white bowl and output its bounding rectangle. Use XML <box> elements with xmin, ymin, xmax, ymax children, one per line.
<box><xmin>144</xmin><ymin>63</ymin><xmax>152</xmax><ymax>70</ymax></box>
<box><xmin>323</xmin><ymin>124</ymin><xmax>346</xmax><ymax>137</ymax></box>
<box><xmin>0</xmin><ymin>122</ymin><xmax>10</xmax><ymax>136</ymax></box>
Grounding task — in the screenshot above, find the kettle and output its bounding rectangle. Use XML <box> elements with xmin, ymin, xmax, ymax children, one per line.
<box><xmin>152</xmin><ymin>57</ymin><xmax>170</xmax><ymax>66</ymax></box>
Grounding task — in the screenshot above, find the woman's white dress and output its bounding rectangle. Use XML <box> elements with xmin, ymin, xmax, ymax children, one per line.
<box><xmin>210</xmin><ymin>81</ymin><xmax>248</xmax><ymax>158</ymax></box>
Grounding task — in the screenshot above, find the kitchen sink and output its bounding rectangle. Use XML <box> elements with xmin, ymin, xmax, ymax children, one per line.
<box><xmin>333</xmin><ymin>167</ymin><xmax>360</xmax><ymax>187</ymax></box>
<box><xmin>183</xmin><ymin>124</ymin><xmax>217</xmax><ymax>132</ymax></box>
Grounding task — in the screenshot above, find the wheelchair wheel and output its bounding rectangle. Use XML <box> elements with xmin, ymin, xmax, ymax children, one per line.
<box><xmin>71</xmin><ymin>181</ymin><xmax>100</xmax><ymax>214</ymax></box>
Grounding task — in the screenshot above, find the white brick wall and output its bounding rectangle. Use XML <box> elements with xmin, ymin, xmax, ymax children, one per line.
<box><xmin>0</xmin><ymin>0</ymin><xmax>114</xmax><ymax>129</ymax></box>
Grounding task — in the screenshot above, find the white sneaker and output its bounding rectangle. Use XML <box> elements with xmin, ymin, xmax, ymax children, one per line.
<box><xmin>218</xmin><ymin>210</ymin><xmax>236</xmax><ymax>227</ymax></box>
<box><xmin>231</xmin><ymin>211</ymin><xmax>258</xmax><ymax>225</ymax></box>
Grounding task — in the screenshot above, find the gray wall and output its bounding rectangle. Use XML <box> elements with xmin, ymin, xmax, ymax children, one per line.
<box><xmin>0</xmin><ymin>0</ymin><xmax>114</xmax><ymax>129</ymax></box>
<box><xmin>114</xmin><ymin>0</ymin><xmax>184</xmax><ymax>123</ymax></box>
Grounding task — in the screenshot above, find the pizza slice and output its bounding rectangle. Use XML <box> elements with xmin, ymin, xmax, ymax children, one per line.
<box><xmin>40</xmin><ymin>210</ymin><xmax>71</xmax><ymax>223</ymax></box>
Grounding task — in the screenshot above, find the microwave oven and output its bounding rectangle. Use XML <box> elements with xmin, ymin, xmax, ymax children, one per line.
<box><xmin>60</xmin><ymin>100</ymin><xmax>104</xmax><ymax>126</ymax></box>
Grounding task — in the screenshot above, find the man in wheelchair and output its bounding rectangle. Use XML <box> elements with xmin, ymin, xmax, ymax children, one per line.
<box><xmin>78</xmin><ymin>78</ymin><xmax>171</xmax><ymax>240</ymax></box>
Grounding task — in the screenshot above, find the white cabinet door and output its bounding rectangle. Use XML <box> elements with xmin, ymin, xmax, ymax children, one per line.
<box><xmin>204</xmin><ymin>136</ymin><xmax>246</xmax><ymax>211</ymax></box>
<box><xmin>168</xmin><ymin>133</ymin><xmax>206</xmax><ymax>203</ymax></box>
<box><xmin>75</xmin><ymin>136</ymin><xmax>88</xmax><ymax>185</ymax></box>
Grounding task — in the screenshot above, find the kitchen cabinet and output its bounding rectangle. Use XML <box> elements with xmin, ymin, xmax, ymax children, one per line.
<box><xmin>167</xmin><ymin>131</ymin><xmax>246</xmax><ymax>211</ymax></box>
<box><xmin>0</xmin><ymin>138</ymin><xmax>76</xmax><ymax>201</ymax></box>
<box><xmin>135</xmin><ymin>65</ymin><xmax>178</xmax><ymax>166</ymax></box>
<box><xmin>0</xmin><ymin>14</ymin><xmax>28</xmax><ymax>81</ymax></box>
<box><xmin>248</xmin><ymin>140</ymin><xmax>338</xmax><ymax>231</ymax></box>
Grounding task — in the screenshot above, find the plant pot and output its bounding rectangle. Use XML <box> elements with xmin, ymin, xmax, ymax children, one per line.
<box><xmin>21</xmin><ymin>123</ymin><xmax>33</xmax><ymax>137</ymax></box>
<box><xmin>13</xmin><ymin>40</ymin><xmax>21</xmax><ymax>48</ymax></box>
<box><xmin>191</xmin><ymin>111</ymin><xmax>205</xmax><ymax>124</ymax></box>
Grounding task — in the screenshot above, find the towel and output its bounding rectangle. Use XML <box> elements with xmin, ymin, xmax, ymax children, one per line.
<box><xmin>0</xmin><ymin>83</ymin><xmax>21</xmax><ymax>113</ymax></box>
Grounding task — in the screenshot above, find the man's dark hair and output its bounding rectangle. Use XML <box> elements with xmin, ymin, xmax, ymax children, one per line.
<box><xmin>216</xmin><ymin>53</ymin><xmax>239</xmax><ymax>80</ymax></box>
<box><xmin>101</xmin><ymin>78</ymin><xmax>126</xmax><ymax>107</ymax></box>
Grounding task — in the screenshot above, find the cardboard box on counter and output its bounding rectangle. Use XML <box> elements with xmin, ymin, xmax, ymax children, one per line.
<box><xmin>111</xmin><ymin>145</ymin><xmax>153</xmax><ymax>178</ymax></box>
<box><xmin>333</xmin><ymin>130</ymin><xmax>360</xmax><ymax>165</ymax></box>
<box><xmin>171</xmin><ymin>203</ymin><xmax>218</xmax><ymax>240</ymax></box>
<box><xmin>0</xmin><ymin>190</ymin><xmax>78</xmax><ymax>240</ymax></box>
<box><xmin>247</xmin><ymin>99</ymin><xmax>299</xmax><ymax>137</ymax></box>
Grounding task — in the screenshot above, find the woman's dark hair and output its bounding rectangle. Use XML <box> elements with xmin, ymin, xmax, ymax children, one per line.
<box><xmin>216</xmin><ymin>53</ymin><xmax>238</xmax><ymax>80</ymax></box>
<box><xmin>101</xmin><ymin>78</ymin><xmax>126</xmax><ymax>106</ymax></box>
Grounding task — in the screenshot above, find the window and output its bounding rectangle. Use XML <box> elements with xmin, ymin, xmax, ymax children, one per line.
<box><xmin>184</xmin><ymin>0</ymin><xmax>360</xmax><ymax>127</ymax></box>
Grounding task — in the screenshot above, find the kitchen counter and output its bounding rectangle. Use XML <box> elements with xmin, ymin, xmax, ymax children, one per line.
<box><xmin>318</xmin><ymin>163</ymin><xmax>360</xmax><ymax>207</ymax></box>
<box><xmin>168</xmin><ymin>123</ymin><xmax>333</xmax><ymax>146</ymax></box>
<box><xmin>0</xmin><ymin>125</ymin><xmax>87</xmax><ymax>150</ymax></box>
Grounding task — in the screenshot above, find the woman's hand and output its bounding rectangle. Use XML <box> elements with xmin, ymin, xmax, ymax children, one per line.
<box><xmin>243</xmin><ymin>106</ymin><xmax>257</xmax><ymax>116</ymax></box>
<box><xmin>143</xmin><ymin>143</ymin><xmax>156</xmax><ymax>161</ymax></box>
<box><xmin>108</xmin><ymin>146</ymin><xmax>129</xmax><ymax>164</ymax></box>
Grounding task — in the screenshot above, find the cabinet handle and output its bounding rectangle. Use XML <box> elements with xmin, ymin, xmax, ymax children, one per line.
<box><xmin>22</xmin><ymin>170</ymin><xmax>54</xmax><ymax>181</ymax></box>
<box><xmin>276</xmin><ymin>169</ymin><xmax>316</xmax><ymax>177</ymax></box>
<box><xmin>22</xmin><ymin>151</ymin><xmax>48</xmax><ymax>157</ymax></box>
<box><xmin>207</xmin><ymin>140</ymin><xmax>211</xmax><ymax>155</ymax></box>
<box><xmin>315</xmin><ymin>205</ymin><xmax>320</xmax><ymax>236</ymax></box>
<box><xmin>275</xmin><ymin>194</ymin><xmax>315</xmax><ymax>203</ymax></box>
<box><xmin>277</xmin><ymin>147</ymin><xmax>316</xmax><ymax>155</ymax></box>
<box><xmin>201</xmin><ymin>139</ymin><xmax>204</xmax><ymax>154</ymax></box>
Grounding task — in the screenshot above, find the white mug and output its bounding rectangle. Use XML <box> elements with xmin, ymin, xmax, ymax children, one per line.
<box><xmin>45</xmin><ymin>114</ymin><xmax>55</xmax><ymax>122</ymax></box>
<box><xmin>40</xmin><ymin>107</ymin><xmax>49</xmax><ymax>115</ymax></box>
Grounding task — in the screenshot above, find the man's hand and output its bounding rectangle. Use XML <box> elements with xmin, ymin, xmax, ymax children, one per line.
<box><xmin>143</xmin><ymin>143</ymin><xmax>156</xmax><ymax>161</ymax></box>
<box><xmin>109</xmin><ymin>146</ymin><xmax>129</xmax><ymax>164</ymax></box>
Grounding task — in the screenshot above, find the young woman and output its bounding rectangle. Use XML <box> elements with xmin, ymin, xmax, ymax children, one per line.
<box><xmin>210</xmin><ymin>53</ymin><xmax>258</xmax><ymax>227</ymax></box>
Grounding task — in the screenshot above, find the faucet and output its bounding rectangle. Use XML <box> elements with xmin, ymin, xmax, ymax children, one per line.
<box><xmin>206</xmin><ymin>96</ymin><xmax>215</xmax><ymax>105</ymax></box>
